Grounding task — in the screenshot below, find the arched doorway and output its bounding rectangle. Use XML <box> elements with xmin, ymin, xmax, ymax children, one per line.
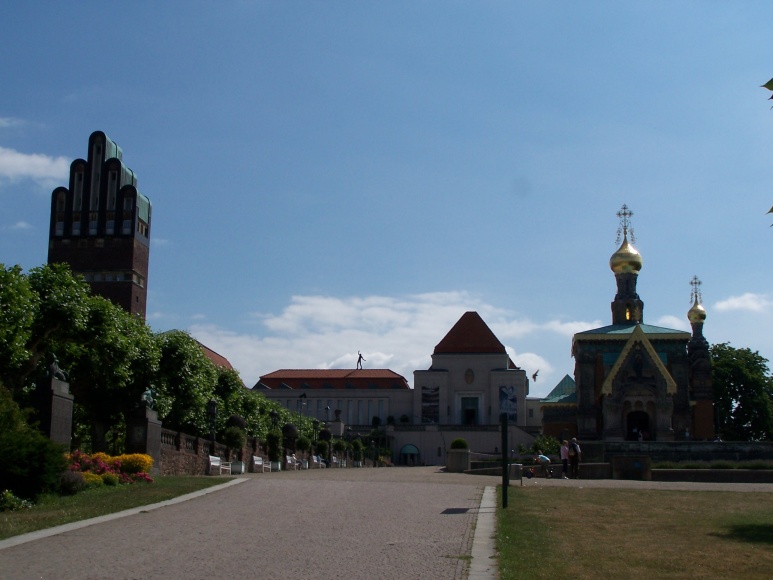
<box><xmin>399</xmin><ymin>444</ymin><xmax>420</xmax><ymax>466</ymax></box>
<box><xmin>626</xmin><ymin>410</ymin><xmax>649</xmax><ymax>441</ymax></box>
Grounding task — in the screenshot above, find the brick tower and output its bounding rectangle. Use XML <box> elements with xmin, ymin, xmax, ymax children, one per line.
<box><xmin>48</xmin><ymin>131</ymin><xmax>151</xmax><ymax>318</ymax></box>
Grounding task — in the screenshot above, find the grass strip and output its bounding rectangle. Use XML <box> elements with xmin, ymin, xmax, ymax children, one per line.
<box><xmin>497</xmin><ymin>486</ymin><xmax>773</xmax><ymax>579</ymax></box>
<box><xmin>0</xmin><ymin>476</ymin><xmax>229</xmax><ymax>540</ymax></box>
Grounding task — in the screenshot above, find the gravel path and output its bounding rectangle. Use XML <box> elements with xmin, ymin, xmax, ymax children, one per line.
<box><xmin>0</xmin><ymin>467</ymin><xmax>498</xmax><ymax>580</ymax></box>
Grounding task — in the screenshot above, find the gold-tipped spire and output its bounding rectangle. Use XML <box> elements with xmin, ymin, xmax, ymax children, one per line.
<box><xmin>610</xmin><ymin>204</ymin><xmax>643</xmax><ymax>274</ymax></box>
<box><xmin>688</xmin><ymin>275</ymin><xmax>707</xmax><ymax>323</ymax></box>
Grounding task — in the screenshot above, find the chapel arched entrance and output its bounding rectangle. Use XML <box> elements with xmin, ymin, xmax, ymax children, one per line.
<box><xmin>626</xmin><ymin>410</ymin><xmax>650</xmax><ymax>441</ymax></box>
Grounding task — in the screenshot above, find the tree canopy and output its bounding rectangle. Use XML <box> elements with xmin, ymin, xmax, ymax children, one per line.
<box><xmin>711</xmin><ymin>342</ymin><xmax>773</xmax><ymax>441</ymax></box>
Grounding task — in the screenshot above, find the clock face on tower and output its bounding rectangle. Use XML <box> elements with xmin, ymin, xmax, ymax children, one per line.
<box><xmin>465</xmin><ymin>369</ymin><xmax>474</xmax><ymax>384</ymax></box>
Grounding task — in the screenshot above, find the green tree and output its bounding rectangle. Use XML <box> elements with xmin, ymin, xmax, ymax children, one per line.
<box><xmin>62</xmin><ymin>296</ymin><xmax>160</xmax><ymax>452</ymax></box>
<box><xmin>0</xmin><ymin>263</ymin><xmax>90</xmax><ymax>393</ymax></box>
<box><xmin>155</xmin><ymin>330</ymin><xmax>218</xmax><ymax>435</ymax></box>
<box><xmin>0</xmin><ymin>265</ymin><xmax>36</xmax><ymax>381</ymax></box>
<box><xmin>711</xmin><ymin>343</ymin><xmax>773</xmax><ymax>441</ymax></box>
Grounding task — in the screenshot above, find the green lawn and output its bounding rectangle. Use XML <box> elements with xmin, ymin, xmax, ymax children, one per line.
<box><xmin>497</xmin><ymin>487</ymin><xmax>773</xmax><ymax>579</ymax></box>
<box><xmin>0</xmin><ymin>476</ymin><xmax>229</xmax><ymax>541</ymax></box>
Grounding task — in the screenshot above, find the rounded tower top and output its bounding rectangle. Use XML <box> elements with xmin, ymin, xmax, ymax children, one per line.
<box><xmin>688</xmin><ymin>276</ymin><xmax>706</xmax><ymax>324</ymax></box>
<box><xmin>688</xmin><ymin>298</ymin><xmax>707</xmax><ymax>323</ymax></box>
<box><xmin>609</xmin><ymin>234</ymin><xmax>643</xmax><ymax>274</ymax></box>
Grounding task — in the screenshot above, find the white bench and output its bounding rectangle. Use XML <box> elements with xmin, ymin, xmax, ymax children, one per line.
<box><xmin>311</xmin><ymin>455</ymin><xmax>326</xmax><ymax>468</ymax></box>
<box><xmin>286</xmin><ymin>455</ymin><xmax>300</xmax><ymax>470</ymax></box>
<box><xmin>253</xmin><ymin>455</ymin><xmax>271</xmax><ymax>473</ymax></box>
<box><xmin>208</xmin><ymin>455</ymin><xmax>231</xmax><ymax>475</ymax></box>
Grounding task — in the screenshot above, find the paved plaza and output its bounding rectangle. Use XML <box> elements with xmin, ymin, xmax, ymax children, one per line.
<box><xmin>4</xmin><ymin>467</ymin><xmax>773</xmax><ymax>580</ymax></box>
<box><xmin>0</xmin><ymin>467</ymin><xmax>501</xmax><ymax>580</ymax></box>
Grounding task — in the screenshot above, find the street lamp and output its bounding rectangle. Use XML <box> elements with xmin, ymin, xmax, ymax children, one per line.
<box><xmin>207</xmin><ymin>399</ymin><xmax>218</xmax><ymax>454</ymax></box>
<box><xmin>298</xmin><ymin>392</ymin><xmax>307</xmax><ymax>431</ymax></box>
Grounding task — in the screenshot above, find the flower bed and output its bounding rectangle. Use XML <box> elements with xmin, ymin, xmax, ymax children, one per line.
<box><xmin>66</xmin><ymin>450</ymin><xmax>154</xmax><ymax>489</ymax></box>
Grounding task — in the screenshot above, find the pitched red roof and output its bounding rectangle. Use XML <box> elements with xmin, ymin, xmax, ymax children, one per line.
<box><xmin>433</xmin><ymin>311</ymin><xmax>507</xmax><ymax>354</ymax></box>
<box><xmin>256</xmin><ymin>369</ymin><xmax>410</xmax><ymax>390</ymax></box>
<box><xmin>197</xmin><ymin>342</ymin><xmax>234</xmax><ymax>370</ymax></box>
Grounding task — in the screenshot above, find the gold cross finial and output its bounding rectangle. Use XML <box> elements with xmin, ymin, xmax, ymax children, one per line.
<box><xmin>690</xmin><ymin>276</ymin><xmax>703</xmax><ymax>304</ymax></box>
<box><xmin>615</xmin><ymin>204</ymin><xmax>635</xmax><ymax>245</ymax></box>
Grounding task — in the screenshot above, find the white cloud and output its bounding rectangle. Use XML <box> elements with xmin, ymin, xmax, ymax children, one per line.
<box><xmin>3</xmin><ymin>221</ymin><xmax>33</xmax><ymax>231</ymax></box>
<box><xmin>714</xmin><ymin>293</ymin><xmax>773</xmax><ymax>313</ymax></box>
<box><xmin>654</xmin><ymin>315</ymin><xmax>690</xmax><ymax>332</ymax></box>
<box><xmin>0</xmin><ymin>117</ymin><xmax>24</xmax><ymax>128</ymax></box>
<box><xmin>188</xmin><ymin>292</ymin><xmax>589</xmax><ymax>394</ymax></box>
<box><xmin>0</xmin><ymin>146</ymin><xmax>70</xmax><ymax>189</ymax></box>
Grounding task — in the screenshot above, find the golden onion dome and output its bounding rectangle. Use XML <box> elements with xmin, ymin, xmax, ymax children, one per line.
<box><xmin>609</xmin><ymin>235</ymin><xmax>643</xmax><ymax>274</ymax></box>
<box><xmin>688</xmin><ymin>297</ymin><xmax>707</xmax><ymax>324</ymax></box>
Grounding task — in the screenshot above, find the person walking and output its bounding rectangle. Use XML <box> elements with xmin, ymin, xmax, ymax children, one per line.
<box><xmin>560</xmin><ymin>440</ymin><xmax>570</xmax><ymax>479</ymax></box>
<box><xmin>569</xmin><ymin>437</ymin><xmax>581</xmax><ymax>479</ymax></box>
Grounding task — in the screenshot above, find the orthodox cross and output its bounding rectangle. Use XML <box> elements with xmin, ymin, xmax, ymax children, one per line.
<box><xmin>690</xmin><ymin>275</ymin><xmax>703</xmax><ymax>304</ymax></box>
<box><xmin>615</xmin><ymin>204</ymin><xmax>635</xmax><ymax>245</ymax></box>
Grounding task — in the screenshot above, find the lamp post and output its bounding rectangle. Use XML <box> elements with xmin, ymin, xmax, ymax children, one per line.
<box><xmin>298</xmin><ymin>392</ymin><xmax>307</xmax><ymax>431</ymax></box>
<box><xmin>207</xmin><ymin>399</ymin><xmax>218</xmax><ymax>455</ymax></box>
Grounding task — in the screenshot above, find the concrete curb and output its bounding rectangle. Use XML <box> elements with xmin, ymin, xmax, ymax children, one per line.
<box><xmin>0</xmin><ymin>478</ymin><xmax>246</xmax><ymax>551</ymax></box>
<box><xmin>469</xmin><ymin>485</ymin><xmax>498</xmax><ymax>579</ymax></box>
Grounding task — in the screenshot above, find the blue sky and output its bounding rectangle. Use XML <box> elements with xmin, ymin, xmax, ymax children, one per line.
<box><xmin>2</xmin><ymin>2</ymin><xmax>773</xmax><ymax>397</ymax></box>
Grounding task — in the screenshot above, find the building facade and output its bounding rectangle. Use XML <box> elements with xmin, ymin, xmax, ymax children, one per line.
<box><xmin>48</xmin><ymin>131</ymin><xmax>152</xmax><ymax>318</ymax></box>
<box><xmin>544</xmin><ymin>206</ymin><xmax>714</xmax><ymax>441</ymax></box>
<box><xmin>255</xmin><ymin>311</ymin><xmax>535</xmax><ymax>465</ymax></box>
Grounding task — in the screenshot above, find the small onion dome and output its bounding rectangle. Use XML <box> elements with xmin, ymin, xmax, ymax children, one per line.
<box><xmin>688</xmin><ymin>297</ymin><xmax>707</xmax><ymax>324</ymax></box>
<box><xmin>609</xmin><ymin>235</ymin><xmax>643</xmax><ymax>274</ymax></box>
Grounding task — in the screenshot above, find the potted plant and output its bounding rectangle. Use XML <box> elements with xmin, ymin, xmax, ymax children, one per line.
<box><xmin>222</xmin><ymin>426</ymin><xmax>247</xmax><ymax>474</ymax></box>
<box><xmin>333</xmin><ymin>438</ymin><xmax>347</xmax><ymax>467</ymax></box>
<box><xmin>351</xmin><ymin>439</ymin><xmax>364</xmax><ymax>467</ymax></box>
<box><xmin>296</xmin><ymin>435</ymin><xmax>311</xmax><ymax>469</ymax></box>
<box><xmin>314</xmin><ymin>440</ymin><xmax>329</xmax><ymax>466</ymax></box>
<box><xmin>266</xmin><ymin>430</ymin><xmax>283</xmax><ymax>471</ymax></box>
<box><xmin>447</xmin><ymin>437</ymin><xmax>470</xmax><ymax>473</ymax></box>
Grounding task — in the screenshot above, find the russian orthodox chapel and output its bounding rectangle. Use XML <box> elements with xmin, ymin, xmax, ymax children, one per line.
<box><xmin>547</xmin><ymin>206</ymin><xmax>714</xmax><ymax>441</ymax></box>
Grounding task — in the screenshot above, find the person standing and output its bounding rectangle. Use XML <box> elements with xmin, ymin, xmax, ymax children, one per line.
<box><xmin>569</xmin><ymin>437</ymin><xmax>581</xmax><ymax>479</ymax></box>
<box><xmin>560</xmin><ymin>440</ymin><xmax>570</xmax><ymax>479</ymax></box>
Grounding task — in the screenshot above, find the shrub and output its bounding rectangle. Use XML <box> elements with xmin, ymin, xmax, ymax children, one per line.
<box><xmin>450</xmin><ymin>438</ymin><xmax>469</xmax><ymax>450</ymax></box>
<box><xmin>222</xmin><ymin>426</ymin><xmax>247</xmax><ymax>452</ymax></box>
<box><xmin>113</xmin><ymin>454</ymin><xmax>153</xmax><ymax>474</ymax></box>
<box><xmin>0</xmin><ymin>489</ymin><xmax>34</xmax><ymax>512</ymax></box>
<box><xmin>59</xmin><ymin>470</ymin><xmax>86</xmax><ymax>495</ymax></box>
<box><xmin>530</xmin><ymin>434</ymin><xmax>560</xmax><ymax>456</ymax></box>
<box><xmin>314</xmin><ymin>440</ymin><xmax>329</xmax><ymax>457</ymax></box>
<box><xmin>0</xmin><ymin>424</ymin><xmax>68</xmax><ymax>500</ymax></box>
<box><xmin>296</xmin><ymin>435</ymin><xmax>311</xmax><ymax>454</ymax></box>
<box><xmin>101</xmin><ymin>473</ymin><xmax>120</xmax><ymax>486</ymax></box>
<box><xmin>351</xmin><ymin>439</ymin><xmax>363</xmax><ymax>461</ymax></box>
<box><xmin>82</xmin><ymin>472</ymin><xmax>104</xmax><ymax>488</ymax></box>
<box><xmin>333</xmin><ymin>438</ymin><xmax>347</xmax><ymax>454</ymax></box>
<box><xmin>266</xmin><ymin>431</ymin><xmax>283</xmax><ymax>462</ymax></box>
<box><xmin>67</xmin><ymin>450</ymin><xmax>114</xmax><ymax>475</ymax></box>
